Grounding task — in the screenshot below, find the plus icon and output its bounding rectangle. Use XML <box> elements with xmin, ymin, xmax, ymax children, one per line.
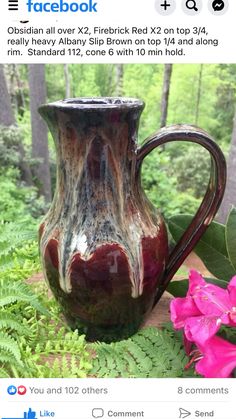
<box><xmin>160</xmin><ymin>0</ymin><xmax>171</xmax><ymax>10</ymax></box>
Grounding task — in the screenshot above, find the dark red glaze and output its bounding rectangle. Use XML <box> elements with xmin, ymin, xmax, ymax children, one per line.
<box><xmin>38</xmin><ymin>98</ymin><xmax>226</xmax><ymax>342</ymax></box>
<box><xmin>45</xmin><ymin>239</ymin><xmax>59</xmax><ymax>270</ymax></box>
<box><xmin>44</xmin><ymin>237</ymin><xmax>167</xmax><ymax>328</ymax></box>
<box><xmin>142</xmin><ymin>235</ymin><xmax>167</xmax><ymax>286</ymax></box>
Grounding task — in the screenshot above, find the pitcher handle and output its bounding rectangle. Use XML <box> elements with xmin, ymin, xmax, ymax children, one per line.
<box><xmin>136</xmin><ymin>125</ymin><xmax>226</xmax><ymax>303</ymax></box>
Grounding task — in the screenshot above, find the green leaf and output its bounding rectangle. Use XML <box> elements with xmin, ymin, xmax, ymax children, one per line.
<box><xmin>218</xmin><ymin>326</ymin><xmax>236</xmax><ymax>344</ymax></box>
<box><xmin>167</xmin><ymin>277</ymin><xmax>228</xmax><ymax>297</ymax></box>
<box><xmin>0</xmin><ymin>312</ymin><xmax>31</xmax><ymax>335</ymax></box>
<box><xmin>0</xmin><ymin>332</ymin><xmax>23</xmax><ymax>366</ymax></box>
<box><xmin>226</xmin><ymin>207</ymin><xmax>236</xmax><ymax>271</ymax></box>
<box><xmin>91</xmin><ymin>327</ymin><xmax>188</xmax><ymax>378</ymax></box>
<box><xmin>168</xmin><ymin>214</ymin><xmax>235</xmax><ymax>282</ymax></box>
<box><xmin>0</xmin><ymin>367</ymin><xmax>10</xmax><ymax>378</ymax></box>
<box><xmin>0</xmin><ymin>282</ymin><xmax>48</xmax><ymax>315</ymax></box>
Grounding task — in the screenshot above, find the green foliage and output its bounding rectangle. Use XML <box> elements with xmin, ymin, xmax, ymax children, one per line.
<box><xmin>0</xmin><ymin>220</ymin><xmax>87</xmax><ymax>378</ymax></box>
<box><xmin>43</xmin><ymin>63</ymin><xmax>235</xmax><ymax>148</ymax></box>
<box><xmin>0</xmin><ymin>221</ymin><xmax>92</xmax><ymax>378</ymax></box>
<box><xmin>225</xmin><ymin>208</ymin><xmax>236</xmax><ymax>270</ymax></box>
<box><xmin>168</xmin><ymin>65</ymin><xmax>222</xmax><ymax>135</ymax></box>
<box><xmin>0</xmin><ymin>125</ymin><xmax>48</xmax><ymax>221</ymax></box>
<box><xmin>0</xmin><ymin>126</ymin><xmax>33</xmax><ymax>221</ymax></box>
<box><xmin>46</xmin><ymin>65</ymin><xmax>66</xmax><ymax>101</ymax></box>
<box><xmin>0</xmin><ymin>312</ymin><xmax>31</xmax><ymax>335</ymax></box>
<box><xmin>167</xmin><ymin>207</ymin><xmax>236</xmax><ymax>299</ymax></box>
<box><xmin>0</xmin><ymin>126</ymin><xmax>21</xmax><ymax>167</ymax></box>
<box><xmin>95</xmin><ymin>64</ymin><xmax>115</xmax><ymax>96</ymax></box>
<box><xmin>0</xmin><ymin>281</ymin><xmax>47</xmax><ymax>313</ymax></box>
<box><xmin>141</xmin><ymin>150</ymin><xmax>200</xmax><ymax>217</ymax></box>
<box><xmin>0</xmin><ymin>280</ymin><xmax>45</xmax><ymax>377</ymax></box>
<box><xmin>211</xmin><ymin>65</ymin><xmax>236</xmax><ymax>145</ymax></box>
<box><xmin>168</xmin><ymin>209</ymin><xmax>236</xmax><ymax>281</ymax></box>
<box><xmin>171</xmin><ymin>145</ymin><xmax>211</xmax><ymax>198</ymax></box>
<box><xmin>19</xmin><ymin>327</ymin><xmax>92</xmax><ymax>378</ymax></box>
<box><xmin>0</xmin><ymin>166</ymin><xmax>46</xmax><ymax>222</ymax></box>
<box><xmin>0</xmin><ymin>332</ymin><xmax>23</xmax><ymax>369</ymax></box>
<box><xmin>0</xmin><ymin>221</ymin><xmax>46</xmax><ymax>378</ymax></box>
<box><xmin>123</xmin><ymin>64</ymin><xmax>163</xmax><ymax>139</ymax></box>
<box><xmin>219</xmin><ymin>326</ymin><xmax>236</xmax><ymax>345</ymax></box>
<box><xmin>0</xmin><ymin>220</ymin><xmax>38</xmax><ymax>270</ymax></box>
<box><xmin>91</xmin><ymin>327</ymin><xmax>189</xmax><ymax>378</ymax></box>
<box><xmin>0</xmin><ymin>294</ymin><xmax>92</xmax><ymax>378</ymax></box>
<box><xmin>0</xmin><ymin>168</ymin><xmax>29</xmax><ymax>222</ymax></box>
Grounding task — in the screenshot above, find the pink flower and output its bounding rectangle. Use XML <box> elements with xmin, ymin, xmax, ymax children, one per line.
<box><xmin>195</xmin><ymin>336</ymin><xmax>236</xmax><ymax>378</ymax></box>
<box><xmin>170</xmin><ymin>270</ymin><xmax>236</xmax><ymax>346</ymax></box>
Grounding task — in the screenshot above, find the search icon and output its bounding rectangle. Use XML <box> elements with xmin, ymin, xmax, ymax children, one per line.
<box><xmin>186</xmin><ymin>0</ymin><xmax>198</xmax><ymax>11</ymax></box>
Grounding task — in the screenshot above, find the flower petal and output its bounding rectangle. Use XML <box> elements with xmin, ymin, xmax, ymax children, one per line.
<box><xmin>228</xmin><ymin>276</ymin><xmax>236</xmax><ymax>304</ymax></box>
<box><xmin>225</xmin><ymin>276</ymin><xmax>236</xmax><ymax>324</ymax></box>
<box><xmin>170</xmin><ymin>297</ymin><xmax>201</xmax><ymax>329</ymax></box>
<box><xmin>184</xmin><ymin>315</ymin><xmax>221</xmax><ymax>345</ymax></box>
<box><xmin>196</xmin><ymin>336</ymin><xmax>236</xmax><ymax>378</ymax></box>
<box><xmin>188</xmin><ymin>270</ymin><xmax>232</xmax><ymax>318</ymax></box>
<box><xmin>193</xmin><ymin>283</ymin><xmax>231</xmax><ymax>317</ymax></box>
<box><xmin>188</xmin><ymin>269</ymin><xmax>206</xmax><ymax>295</ymax></box>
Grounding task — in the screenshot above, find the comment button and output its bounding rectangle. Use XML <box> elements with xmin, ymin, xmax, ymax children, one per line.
<box><xmin>92</xmin><ymin>408</ymin><xmax>104</xmax><ymax>418</ymax></box>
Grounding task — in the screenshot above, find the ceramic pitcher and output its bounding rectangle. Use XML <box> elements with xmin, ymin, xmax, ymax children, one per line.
<box><xmin>38</xmin><ymin>97</ymin><xmax>226</xmax><ymax>341</ymax></box>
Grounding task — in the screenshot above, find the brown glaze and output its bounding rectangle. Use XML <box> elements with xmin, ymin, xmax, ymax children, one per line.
<box><xmin>38</xmin><ymin>98</ymin><xmax>226</xmax><ymax>342</ymax></box>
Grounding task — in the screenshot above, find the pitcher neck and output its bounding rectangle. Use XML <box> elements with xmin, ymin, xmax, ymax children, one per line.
<box><xmin>39</xmin><ymin>98</ymin><xmax>145</xmax><ymax>151</ymax></box>
<box><xmin>39</xmin><ymin>97</ymin><xmax>145</xmax><ymax>185</ymax></box>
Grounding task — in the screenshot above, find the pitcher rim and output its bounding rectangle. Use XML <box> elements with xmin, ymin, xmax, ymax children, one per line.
<box><xmin>39</xmin><ymin>97</ymin><xmax>145</xmax><ymax>113</ymax></box>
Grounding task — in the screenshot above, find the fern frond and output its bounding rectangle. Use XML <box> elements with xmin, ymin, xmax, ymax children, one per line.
<box><xmin>0</xmin><ymin>219</ymin><xmax>39</xmax><ymax>278</ymax></box>
<box><xmin>91</xmin><ymin>327</ymin><xmax>188</xmax><ymax>378</ymax></box>
<box><xmin>0</xmin><ymin>367</ymin><xmax>11</xmax><ymax>378</ymax></box>
<box><xmin>0</xmin><ymin>332</ymin><xmax>23</xmax><ymax>366</ymax></box>
<box><xmin>17</xmin><ymin>331</ymin><xmax>92</xmax><ymax>378</ymax></box>
<box><xmin>0</xmin><ymin>282</ymin><xmax>48</xmax><ymax>314</ymax></box>
<box><xmin>0</xmin><ymin>311</ymin><xmax>31</xmax><ymax>335</ymax></box>
<box><xmin>0</xmin><ymin>220</ymin><xmax>37</xmax><ymax>245</ymax></box>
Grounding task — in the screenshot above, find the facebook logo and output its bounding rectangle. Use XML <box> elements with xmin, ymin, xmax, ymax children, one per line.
<box><xmin>1</xmin><ymin>407</ymin><xmax>37</xmax><ymax>419</ymax></box>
